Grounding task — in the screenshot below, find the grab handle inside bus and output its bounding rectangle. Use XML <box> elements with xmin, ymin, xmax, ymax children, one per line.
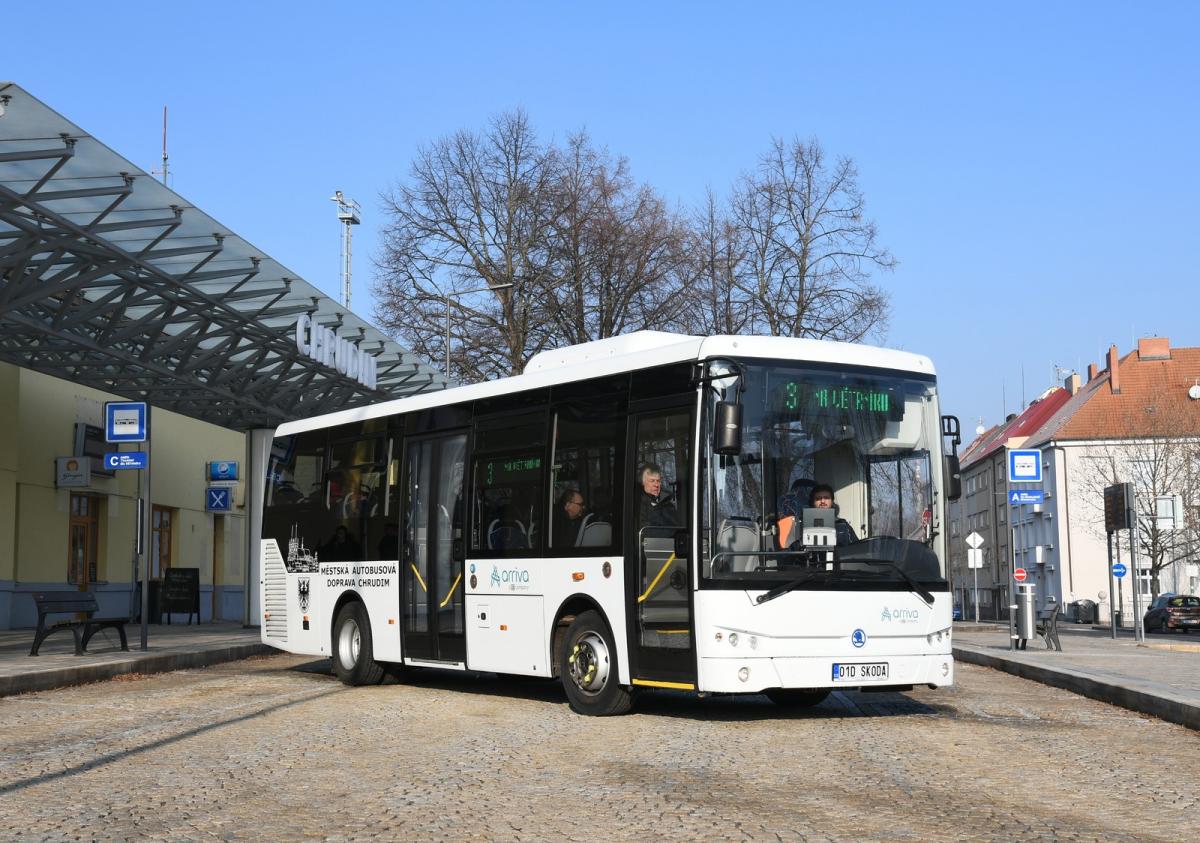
<box><xmin>714</xmin><ymin>400</ymin><xmax>743</xmax><ymax>455</ymax></box>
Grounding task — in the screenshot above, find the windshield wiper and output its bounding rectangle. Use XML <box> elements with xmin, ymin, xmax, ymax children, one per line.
<box><xmin>847</xmin><ymin>560</ymin><xmax>935</xmax><ymax>606</ymax></box>
<box><xmin>755</xmin><ymin>569</ymin><xmax>827</xmax><ymax>605</ymax></box>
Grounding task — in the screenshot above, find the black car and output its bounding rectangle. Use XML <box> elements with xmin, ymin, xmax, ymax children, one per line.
<box><xmin>1144</xmin><ymin>594</ymin><xmax>1200</xmax><ymax>633</ymax></box>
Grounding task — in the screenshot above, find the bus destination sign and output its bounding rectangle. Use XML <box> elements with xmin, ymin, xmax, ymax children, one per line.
<box><xmin>774</xmin><ymin>379</ymin><xmax>903</xmax><ymax>421</ymax></box>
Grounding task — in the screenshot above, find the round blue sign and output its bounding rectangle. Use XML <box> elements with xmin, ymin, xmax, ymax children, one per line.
<box><xmin>851</xmin><ymin>629</ymin><xmax>867</xmax><ymax>648</ymax></box>
<box><xmin>1112</xmin><ymin>562</ymin><xmax>1127</xmax><ymax>578</ymax></box>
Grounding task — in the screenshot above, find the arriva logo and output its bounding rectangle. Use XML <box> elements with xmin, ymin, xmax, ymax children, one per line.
<box><xmin>489</xmin><ymin>565</ymin><xmax>530</xmax><ymax>588</ymax></box>
<box><xmin>882</xmin><ymin>607</ymin><xmax>920</xmax><ymax>623</ymax></box>
<box><xmin>881</xmin><ymin>607</ymin><xmax>893</xmax><ymax>622</ymax></box>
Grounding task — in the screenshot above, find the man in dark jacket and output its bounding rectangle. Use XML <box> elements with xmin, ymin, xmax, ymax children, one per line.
<box><xmin>637</xmin><ymin>463</ymin><xmax>678</xmax><ymax>528</ymax></box>
<box><xmin>809</xmin><ymin>483</ymin><xmax>858</xmax><ymax>545</ymax></box>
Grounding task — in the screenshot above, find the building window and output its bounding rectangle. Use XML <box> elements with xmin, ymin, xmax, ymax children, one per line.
<box><xmin>68</xmin><ymin>493</ymin><xmax>100</xmax><ymax>586</ymax></box>
<box><xmin>151</xmin><ymin>506</ymin><xmax>174</xmax><ymax>579</ymax></box>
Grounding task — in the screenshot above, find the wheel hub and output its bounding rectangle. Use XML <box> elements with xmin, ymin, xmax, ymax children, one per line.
<box><xmin>567</xmin><ymin>631</ymin><xmax>610</xmax><ymax>694</ymax></box>
<box><xmin>338</xmin><ymin>618</ymin><xmax>361</xmax><ymax>667</ymax></box>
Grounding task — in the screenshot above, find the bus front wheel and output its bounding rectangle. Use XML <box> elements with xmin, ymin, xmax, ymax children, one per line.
<box><xmin>560</xmin><ymin>610</ymin><xmax>633</xmax><ymax>716</ymax></box>
<box><xmin>332</xmin><ymin>601</ymin><xmax>385</xmax><ymax>686</ymax></box>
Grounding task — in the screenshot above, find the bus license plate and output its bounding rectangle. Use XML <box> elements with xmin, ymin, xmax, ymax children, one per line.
<box><xmin>832</xmin><ymin>662</ymin><xmax>889</xmax><ymax>682</ymax></box>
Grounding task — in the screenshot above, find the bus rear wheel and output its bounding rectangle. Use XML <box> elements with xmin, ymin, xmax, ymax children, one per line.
<box><xmin>560</xmin><ymin>610</ymin><xmax>633</xmax><ymax>716</ymax></box>
<box><xmin>332</xmin><ymin>601</ymin><xmax>385</xmax><ymax>686</ymax></box>
<box><xmin>766</xmin><ymin>688</ymin><xmax>830</xmax><ymax>708</ymax></box>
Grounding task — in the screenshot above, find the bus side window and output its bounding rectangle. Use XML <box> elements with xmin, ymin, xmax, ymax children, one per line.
<box><xmin>262</xmin><ymin>428</ymin><xmax>328</xmax><ymax>573</ymax></box>
<box><xmin>549</xmin><ymin>396</ymin><xmax>623</xmax><ymax>553</ymax></box>
<box><xmin>471</xmin><ymin>412</ymin><xmax>548</xmax><ymax>556</ymax></box>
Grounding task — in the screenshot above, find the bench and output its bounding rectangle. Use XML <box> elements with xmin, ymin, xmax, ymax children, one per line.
<box><xmin>29</xmin><ymin>591</ymin><xmax>129</xmax><ymax>656</ymax></box>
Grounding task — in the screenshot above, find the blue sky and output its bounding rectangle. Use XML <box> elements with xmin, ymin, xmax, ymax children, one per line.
<box><xmin>7</xmin><ymin>1</ymin><xmax>1198</xmax><ymax>427</ymax></box>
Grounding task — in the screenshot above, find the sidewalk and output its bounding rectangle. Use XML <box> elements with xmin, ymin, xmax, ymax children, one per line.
<box><xmin>953</xmin><ymin>621</ymin><xmax>1200</xmax><ymax>730</ymax></box>
<box><xmin>0</xmin><ymin>622</ymin><xmax>276</xmax><ymax>697</ymax></box>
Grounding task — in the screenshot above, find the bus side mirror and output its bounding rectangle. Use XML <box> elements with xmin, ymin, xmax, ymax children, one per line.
<box><xmin>713</xmin><ymin>401</ymin><xmax>743</xmax><ymax>455</ymax></box>
<box><xmin>944</xmin><ymin>454</ymin><xmax>962</xmax><ymax>501</ymax></box>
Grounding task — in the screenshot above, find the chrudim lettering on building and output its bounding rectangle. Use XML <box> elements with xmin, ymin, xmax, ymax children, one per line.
<box><xmin>294</xmin><ymin>315</ymin><xmax>378</xmax><ymax>389</ymax></box>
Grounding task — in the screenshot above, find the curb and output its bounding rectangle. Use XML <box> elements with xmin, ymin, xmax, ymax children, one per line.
<box><xmin>0</xmin><ymin>643</ymin><xmax>278</xmax><ymax>698</ymax></box>
<box><xmin>953</xmin><ymin>644</ymin><xmax>1199</xmax><ymax>731</ymax></box>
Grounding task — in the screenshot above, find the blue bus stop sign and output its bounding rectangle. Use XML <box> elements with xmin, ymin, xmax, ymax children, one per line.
<box><xmin>1112</xmin><ymin>562</ymin><xmax>1127</xmax><ymax>578</ymax></box>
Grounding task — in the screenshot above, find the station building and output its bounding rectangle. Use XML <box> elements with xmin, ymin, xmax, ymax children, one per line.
<box><xmin>0</xmin><ymin>82</ymin><xmax>446</xmax><ymax>629</ymax></box>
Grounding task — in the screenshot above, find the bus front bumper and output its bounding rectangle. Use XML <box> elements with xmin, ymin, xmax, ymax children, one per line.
<box><xmin>697</xmin><ymin>653</ymin><xmax>954</xmax><ymax>694</ymax></box>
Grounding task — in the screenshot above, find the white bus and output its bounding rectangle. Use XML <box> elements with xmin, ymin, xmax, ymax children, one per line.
<box><xmin>260</xmin><ymin>331</ymin><xmax>962</xmax><ymax>715</ymax></box>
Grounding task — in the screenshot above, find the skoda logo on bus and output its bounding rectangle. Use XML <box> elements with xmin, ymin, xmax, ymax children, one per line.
<box><xmin>851</xmin><ymin>629</ymin><xmax>867</xmax><ymax>648</ymax></box>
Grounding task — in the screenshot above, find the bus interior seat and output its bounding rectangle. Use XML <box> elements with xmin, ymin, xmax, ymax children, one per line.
<box><xmin>717</xmin><ymin>518</ymin><xmax>759</xmax><ymax>572</ymax></box>
<box><xmin>487</xmin><ymin>518</ymin><xmax>528</xmax><ymax>550</ymax></box>
<box><xmin>578</xmin><ymin>521</ymin><xmax>611</xmax><ymax>547</ymax></box>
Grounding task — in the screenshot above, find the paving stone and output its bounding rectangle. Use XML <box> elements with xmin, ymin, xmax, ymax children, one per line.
<box><xmin>0</xmin><ymin>655</ymin><xmax>1194</xmax><ymax>841</ymax></box>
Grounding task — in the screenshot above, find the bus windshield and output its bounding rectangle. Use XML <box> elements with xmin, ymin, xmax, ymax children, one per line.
<box><xmin>703</xmin><ymin>360</ymin><xmax>947</xmax><ymax>586</ymax></box>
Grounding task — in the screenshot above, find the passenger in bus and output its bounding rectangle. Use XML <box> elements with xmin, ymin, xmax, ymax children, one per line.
<box><xmin>552</xmin><ymin>488</ymin><xmax>587</xmax><ymax>548</ymax></box>
<box><xmin>377</xmin><ymin>522</ymin><xmax>399</xmax><ymax>560</ymax></box>
<box><xmin>808</xmin><ymin>483</ymin><xmax>858</xmax><ymax>545</ymax></box>
<box><xmin>638</xmin><ymin>463</ymin><xmax>678</xmax><ymax>527</ymax></box>
<box><xmin>322</xmin><ymin>525</ymin><xmax>362</xmax><ymax>561</ymax></box>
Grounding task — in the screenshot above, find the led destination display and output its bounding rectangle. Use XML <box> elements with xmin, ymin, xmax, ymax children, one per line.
<box><xmin>773</xmin><ymin>379</ymin><xmax>904</xmax><ymax>422</ymax></box>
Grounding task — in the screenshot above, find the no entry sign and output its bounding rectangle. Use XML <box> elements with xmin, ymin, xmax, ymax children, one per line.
<box><xmin>1014</xmin><ymin>567</ymin><xmax>1028</xmax><ymax>583</ymax></box>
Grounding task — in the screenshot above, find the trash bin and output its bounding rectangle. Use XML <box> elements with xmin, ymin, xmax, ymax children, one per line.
<box><xmin>1015</xmin><ymin>585</ymin><xmax>1036</xmax><ymax>647</ymax></box>
<box><xmin>1074</xmin><ymin>599</ymin><xmax>1097</xmax><ymax>624</ymax></box>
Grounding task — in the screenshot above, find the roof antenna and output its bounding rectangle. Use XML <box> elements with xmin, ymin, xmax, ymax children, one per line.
<box><xmin>151</xmin><ymin>106</ymin><xmax>169</xmax><ymax>186</ymax></box>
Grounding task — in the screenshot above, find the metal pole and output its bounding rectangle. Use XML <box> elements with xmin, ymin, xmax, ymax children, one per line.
<box><xmin>140</xmin><ymin>406</ymin><xmax>152</xmax><ymax>650</ymax></box>
<box><xmin>445</xmin><ymin>294</ymin><xmax>451</xmax><ymax>377</ymax></box>
<box><xmin>973</xmin><ymin>564</ymin><xmax>979</xmax><ymax>623</ymax></box>
<box><xmin>1107</xmin><ymin>531</ymin><xmax>1117</xmax><ymax>640</ymax></box>
<box><xmin>1116</xmin><ymin>530</ymin><xmax>1124</xmax><ymax>632</ymax></box>
<box><xmin>1130</xmin><ymin>522</ymin><xmax>1144</xmax><ymax>643</ymax></box>
<box><xmin>1009</xmin><ymin>593</ymin><xmax>1017</xmax><ymax>651</ymax></box>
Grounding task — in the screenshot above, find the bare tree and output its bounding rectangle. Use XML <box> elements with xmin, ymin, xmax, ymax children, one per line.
<box><xmin>376</xmin><ymin>116</ymin><xmax>898</xmax><ymax>381</ymax></box>
<box><xmin>1075</xmin><ymin>399</ymin><xmax>1200</xmax><ymax>597</ymax></box>
<box><xmin>542</xmin><ymin>131</ymin><xmax>686</xmax><ymax>344</ymax></box>
<box><xmin>373</xmin><ymin>109</ymin><xmax>557</xmax><ymax>382</ymax></box>
<box><xmin>730</xmin><ymin>138</ymin><xmax>894</xmax><ymax>341</ymax></box>
<box><xmin>675</xmin><ymin>189</ymin><xmax>756</xmax><ymax>336</ymax></box>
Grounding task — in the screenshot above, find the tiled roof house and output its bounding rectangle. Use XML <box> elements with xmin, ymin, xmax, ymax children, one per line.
<box><xmin>1020</xmin><ymin>338</ymin><xmax>1200</xmax><ymax>625</ymax></box>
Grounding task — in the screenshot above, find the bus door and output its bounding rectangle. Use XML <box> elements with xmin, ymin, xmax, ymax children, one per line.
<box><xmin>400</xmin><ymin>432</ymin><xmax>467</xmax><ymax>663</ymax></box>
<box><xmin>626</xmin><ymin>407</ymin><xmax>695</xmax><ymax>689</ymax></box>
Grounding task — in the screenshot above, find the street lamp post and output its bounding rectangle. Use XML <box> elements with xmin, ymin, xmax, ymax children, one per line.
<box><xmin>444</xmin><ymin>283</ymin><xmax>514</xmax><ymax>378</ymax></box>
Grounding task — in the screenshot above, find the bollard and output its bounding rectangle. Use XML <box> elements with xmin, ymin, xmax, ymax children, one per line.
<box><xmin>1015</xmin><ymin>585</ymin><xmax>1036</xmax><ymax>650</ymax></box>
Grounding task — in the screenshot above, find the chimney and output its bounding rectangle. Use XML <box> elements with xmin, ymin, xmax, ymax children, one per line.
<box><xmin>1087</xmin><ymin>362</ymin><xmax>1098</xmax><ymax>381</ymax></box>
<box><xmin>1107</xmin><ymin>344</ymin><xmax>1120</xmax><ymax>394</ymax></box>
<box><xmin>1065</xmin><ymin>373</ymin><xmax>1081</xmax><ymax>395</ymax></box>
<box><xmin>1138</xmin><ymin>336</ymin><xmax>1170</xmax><ymax>360</ymax></box>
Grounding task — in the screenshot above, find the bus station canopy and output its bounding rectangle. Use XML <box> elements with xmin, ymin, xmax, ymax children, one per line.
<box><xmin>0</xmin><ymin>82</ymin><xmax>447</xmax><ymax>432</ymax></box>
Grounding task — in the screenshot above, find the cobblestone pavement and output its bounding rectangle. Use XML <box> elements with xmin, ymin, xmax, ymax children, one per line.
<box><xmin>1</xmin><ymin>655</ymin><xmax>1196</xmax><ymax>842</ymax></box>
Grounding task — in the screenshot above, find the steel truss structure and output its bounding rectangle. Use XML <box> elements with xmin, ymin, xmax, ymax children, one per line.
<box><xmin>0</xmin><ymin>82</ymin><xmax>447</xmax><ymax>432</ymax></box>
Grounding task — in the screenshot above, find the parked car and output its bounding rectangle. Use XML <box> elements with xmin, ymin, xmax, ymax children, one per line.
<box><xmin>952</xmin><ymin>603</ymin><xmax>963</xmax><ymax>621</ymax></box>
<box><xmin>1143</xmin><ymin>594</ymin><xmax>1200</xmax><ymax>633</ymax></box>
